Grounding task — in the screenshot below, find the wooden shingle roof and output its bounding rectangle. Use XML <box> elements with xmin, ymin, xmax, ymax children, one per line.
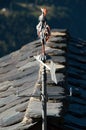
<box><xmin>1</xmin><ymin>28</ymin><xmax>86</xmax><ymax>130</ymax></box>
<box><xmin>0</xmin><ymin>29</ymin><xmax>68</xmax><ymax>130</ymax></box>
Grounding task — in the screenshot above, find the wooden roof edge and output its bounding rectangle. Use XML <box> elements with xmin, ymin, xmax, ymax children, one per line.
<box><xmin>51</xmin><ymin>29</ymin><xmax>68</xmax><ymax>36</ymax></box>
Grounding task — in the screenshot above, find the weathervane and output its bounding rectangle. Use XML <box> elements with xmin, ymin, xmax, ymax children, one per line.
<box><xmin>35</xmin><ymin>8</ymin><xmax>57</xmax><ymax>84</ymax></box>
<box><xmin>36</xmin><ymin>8</ymin><xmax>50</xmax><ymax>55</ymax></box>
<box><xmin>35</xmin><ymin>8</ymin><xmax>57</xmax><ymax>130</ymax></box>
<box><xmin>14</xmin><ymin>8</ymin><xmax>72</xmax><ymax>129</ymax></box>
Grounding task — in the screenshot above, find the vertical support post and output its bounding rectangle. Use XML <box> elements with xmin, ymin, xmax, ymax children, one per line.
<box><xmin>36</xmin><ymin>8</ymin><xmax>50</xmax><ymax>130</ymax></box>
<box><xmin>41</xmin><ymin>57</ymin><xmax>47</xmax><ymax>130</ymax></box>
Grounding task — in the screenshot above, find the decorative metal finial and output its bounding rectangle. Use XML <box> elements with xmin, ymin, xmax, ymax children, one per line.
<box><xmin>36</xmin><ymin>8</ymin><xmax>50</xmax><ymax>55</ymax></box>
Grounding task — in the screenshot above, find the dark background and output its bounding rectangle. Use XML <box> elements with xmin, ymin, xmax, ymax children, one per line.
<box><xmin>0</xmin><ymin>0</ymin><xmax>86</xmax><ymax>57</ymax></box>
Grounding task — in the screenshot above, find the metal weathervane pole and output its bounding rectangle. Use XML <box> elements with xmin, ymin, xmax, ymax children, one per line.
<box><xmin>16</xmin><ymin>9</ymin><xmax>57</xmax><ymax>130</ymax></box>
<box><xmin>41</xmin><ymin>57</ymin><xmax>47</xmax><ymax>130</ymax></box>
<box><xmin>36</xmin><ymin>8</ymin><xmax>50</xmax><ymax>130</ymax></box>
<box><xmin>35</xmin><ymin>8</ymin><xmax>57</xmax><ymax>130</ymax></box>
<box><xmin>15</xmin><ymin>8</ymin><xmax>72</xmax><ymax>128</ymax></box>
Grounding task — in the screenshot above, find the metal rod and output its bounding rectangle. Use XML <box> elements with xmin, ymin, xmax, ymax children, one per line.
<box><xmin>41</xmin><ymin>58</ymin><xmax>47</xmax><ymax>130</ymax></box>
<box><xmin>36</xmin><ymin>8</ymin><xmax>50</xmax><ymax>130</ymax></box>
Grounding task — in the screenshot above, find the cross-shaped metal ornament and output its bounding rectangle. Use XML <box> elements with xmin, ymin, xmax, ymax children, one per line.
<box><xmin>34</xmin><ymin>55</ymin><xmax>57</xmax><ymax>84</ymax></box>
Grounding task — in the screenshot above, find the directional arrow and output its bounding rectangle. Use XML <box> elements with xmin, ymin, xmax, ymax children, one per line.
<box><xmin>50</xmin><ymin>60</ymin><xmax>57</xmax><ymax>84</ymax></box>
<box><xmin>34</xmin><ymin>55</ymin><xmax>57</xmax><ymax>84</ymax></box>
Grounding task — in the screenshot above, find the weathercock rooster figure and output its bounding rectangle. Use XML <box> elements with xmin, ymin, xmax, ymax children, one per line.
<box><xmin>36</xmin><ymin>8</ymin><xmax>50</xmax><ymax>55</ymax></box>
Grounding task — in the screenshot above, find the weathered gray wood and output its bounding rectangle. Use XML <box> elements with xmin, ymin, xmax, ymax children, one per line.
<box><xmin>15</xmin><ymin>102</ymin><xmax>28</xmax><ymax>112</ymax></box>
<box><xmin>34</xmin><ymin>85</ymin><xmax>65</xmax><ymax>95</ymax></box>
<box><xmin>0</xmin><ymin>29</ymin><xmax>68</xmax><ymax>130</ymax></box>
<box><xmin>68</xmin><ymin>70</ymin><xmax>86</xmax><ymax>80</ymax></box>
<box><xmin>48</xmin><ymin>37</ymin><xmax>67</xmax><ymax>43</ymax></box>
<box><xmin>33</xmin><ymin>86</ymin><xmax>65</xmax><ymax>100</ymax></box>
<box><xmin>22</xmin><ymin>30</ymin><xmax>67</xmax><ymax>127</ymax></box>
<box><xmin>25</xmin><ymin>100</ymin><xmax>63</xmax><ymax>118</ymax></box>
<box><xmin>51</xmin><ymin>56</ymin><xmax>66</xmax><ymax>63</ymax></box>
<box><xmin>68</xmin><ymin>103</ymin><xmax>86</xmax><ymax>117</ymax></box>
<box><xmin>37</xmin><ymin>73</ymin><xmax>65</xmax><ymax>84</ymax></box>
<box><xmin>46</xmin><ymin>41</ymin><xmax>67</xmax><ymax>49</ymax></box>
<box><xmin>64</xmin><ymin>32</ymin><xmax>86</xmax><ymax>130</ymax></box>
<box><xmin>45</xmin><ymin>46</ymin><xmax>65</xmax><ymax>56</ymax></box>
<box><xmin>51</xmin><ymin>29</ymin><xmax>67</xmax><ymax>34</ymax></box>
<box><xmin>68</xmin><ymin>53</ymin><xmax>86</xmax><ymax>63</ymax></box>
<box><xmin>68</xmin><ymin>60</ymin><xmax>86</xmax><ymax>71</ymax></box>
<box><xmin>0</xmin><ymin>81</ymin><xmax>13</xmax><ymax>92</ymax></box>
<box><xmin>0</xmin><ymin>113</ymin><xmax>24</xmax><ymax>127</ymax></box>
<box><xmin>68</xmin><ymin>44</ymin><xmax>86</xmax><ymax>55</ymax></box>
